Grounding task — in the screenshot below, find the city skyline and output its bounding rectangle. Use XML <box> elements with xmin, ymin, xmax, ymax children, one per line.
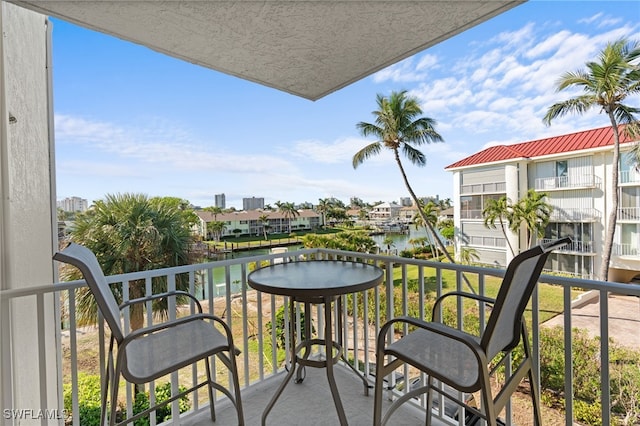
<box><xmin>53</xmin><ymin>2</ymin><xmax>640</xmax><ymax>209</ymax></box>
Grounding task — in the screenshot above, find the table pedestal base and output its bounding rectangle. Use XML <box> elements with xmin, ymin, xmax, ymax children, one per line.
<box><xmin>261</xmin><ymin>297</ymin><xmax>371</xmax><ymax>426</ymax></box>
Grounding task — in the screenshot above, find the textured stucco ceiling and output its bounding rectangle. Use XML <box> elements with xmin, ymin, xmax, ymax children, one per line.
<box><xmin>10</xmin><ymin>1</ymin><xmax>524</xmax><ymax>100</ymax></box>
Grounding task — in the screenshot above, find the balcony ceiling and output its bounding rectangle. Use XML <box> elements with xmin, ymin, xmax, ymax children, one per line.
<box><xmin>10</xmin><ymin>1</ymin><xmax>523</xmax><ymax>100</ymax></box>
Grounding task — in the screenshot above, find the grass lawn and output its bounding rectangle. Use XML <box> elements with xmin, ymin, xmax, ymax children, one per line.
<box><xmin>388</xmin><ymin>262</ymin><xmax>580</xmax><ymax>325</ymax></box>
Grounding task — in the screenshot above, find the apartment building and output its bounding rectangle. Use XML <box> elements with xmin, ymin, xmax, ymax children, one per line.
<box><xmin>446</xmin><ymin>126</ymin><xmax>639</xmax><ymax>282</ymax></box>
<box><xmin>194</xmin><ymin>209</ymin><xmax>321</xmax><ymax>239</ymax></box>
<box><xmin>369</xmin><ymin>202</ymin><xmax>402</xmax><ymax>222</ymax></box>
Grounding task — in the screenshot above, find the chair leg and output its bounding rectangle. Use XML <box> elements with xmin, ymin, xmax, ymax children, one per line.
<box><xmin>372</xmin><ymin>352</ymin><xmax>385</xmax><ymax>425</ymax></box>
<box><xmin>110</xmin><ymin>359</ymin><xmax>122</xmax><ymax>426</ymax></box>
<box><xmin>228</xmin><ymin>347</ymin><xmax>245</xmax><ymax>425</ymax></box>
<box><xmin>425</xmin><ymin>376</ymin><xmax>433</xmax><ymax>426</ymax></box>
<box><xmin>205</xmin><ymin>355</ymin><xmax>216</xmax><ymax>422</ymax></box>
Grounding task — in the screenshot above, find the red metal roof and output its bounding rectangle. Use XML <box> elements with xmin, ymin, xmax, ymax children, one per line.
<box><xmin>445</xmin><ymin>125</ymin><xmax>637</xmax><ymax>169</ymax></box>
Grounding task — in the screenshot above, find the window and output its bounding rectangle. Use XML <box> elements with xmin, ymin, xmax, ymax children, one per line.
<box><xmin>556</xmin><ymin>160</ymin><xmax>568</xmax><ymax>187</ymax></box>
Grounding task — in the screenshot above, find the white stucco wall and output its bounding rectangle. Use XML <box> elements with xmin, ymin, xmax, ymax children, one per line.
<box><xmin>1</xmin><ymin>2</ymin><xmax>60</xmax><ymax>420</ymax></box>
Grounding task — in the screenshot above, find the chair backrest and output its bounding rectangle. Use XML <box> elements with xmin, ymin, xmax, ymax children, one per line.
<box><xmin>481</xmin><ymin>237</ymin><xmax>570</xmax><ymax>360</ymax></box>
<box><xmin>54</xmin><ymin>243</ymin><xmax>125</xmax><ymax>342</ymax></box>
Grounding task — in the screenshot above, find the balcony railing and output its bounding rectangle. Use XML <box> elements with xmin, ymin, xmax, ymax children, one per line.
<box><xmin>460</xmin><ymin>182</ymin><xmax>506</xmax><ymax>194</ymax></box>
<box><xmin>618</xmin><ymin>206</ymin><xmax>640</xmax><ymax>221</ymax></box>
<box><xmin>2</xmin><ymin>248</ymin><xmax>639</xmax><ymax>426</ymax></box>
<box><xmin>534</xmin><ymin>174</ymin><xmax>601</xmax><ymax>191</ymax></box>
<box><xmin>620</xmin><ymin>170</ymin><xmax>640</xmax><ymax>184</ymax></box>
<box><xmin>460</xmin><ymin>209</ymin><xmax>483</xmax><ymax>219</ymax></box>
<box><xmin>614</xmin><ymin>243</ymin><xmax>639</xmax><ymax>257</ymax></box>
<box><xmin>549</xmin><ymin>207</ymin><xmax>601</xmax><ymax>222</ymax></box>
<box><xmin>540</xmin><ymin>238</ymin><xmax>594</xmax><ymax>254</ymax></box>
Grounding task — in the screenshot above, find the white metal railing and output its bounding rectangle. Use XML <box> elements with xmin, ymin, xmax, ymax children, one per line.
<box><xmin>540</xmin><ymin>238</ymin><xmax>594</xmax><ymax>253</ymax></box>
<box><xmin>618</xmin><ymin>206</ymin><xmax>640</xmax><ymax>221</ymax></box>
<box><xmin>614</xmin><ymin>243</ymin><xmax>639</xmax><ymax>256</ymax></box>
<box><xmin>468</xmin><ymin>235</ymin><xmax>507</xmax><ymax>248</ymax></box>
<box><xmin>534</xmin><ymin>174</ymin><xmax>601</xmax><ymax>191</ymax></box>
<box><xmin>2</xmin><ymin>248</ymin><xmax>639</xmax><ymax>426</ymax></box>
<box><xmin>549</xmin><ymin>207</ymin><xmax>601</xmax><ymax>222</ymax></box>
<box><xmin>460</xmin><ymin>209</ymin><xmax>483</xmax><ymax>219</ymax></box>
<box><xmin>620</xmin><ymin>170</ymin><xmax>640</xmax><ymax>184</ymax></box>
<box><xmin>460</xmin><ymin>182</ymin><xmax>507</xmax><ymax>195</ymax></box>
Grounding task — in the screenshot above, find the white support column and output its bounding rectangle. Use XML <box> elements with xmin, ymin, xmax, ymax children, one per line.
<box><xmin>0</xmin><ymin>2</ymin><xmax>61</xmax><ymax>423</ymax></box>
<box><xmin>452</xmin><ymin>171</ymin><xmax>461</xmax><ymax>262</ymax></box>
<box><xmin>504</xmin><ymin>162</ymin><xmax>524</xmax><ymax>261</ymax></box>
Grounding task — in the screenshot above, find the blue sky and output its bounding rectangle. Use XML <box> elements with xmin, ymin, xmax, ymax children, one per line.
<box><xmin>53</xmin><ymin>1</ymin><xmax>640</xmax><ymax>209</ymax></box>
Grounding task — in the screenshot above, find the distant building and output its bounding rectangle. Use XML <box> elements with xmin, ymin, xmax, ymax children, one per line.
<box><xmin>57</xmin><ymin>197</ymin><xmax>88</xmax><ymax>212</ymax></box>
<box><xmin>399</xmin><ymin>197</ymin><xmax>412</xmax><ymax>207</ymax></box>
<box><xmin>369</xmin><ymin>202</ymin><xmax>402</xmax><ymax>222</ymax></box>
<box><xmin>446</xmin><ymin>125</ymin><xmax>639</xmax><ymax>282</ymax></box>
<box><xmin>214</xmin><ymin>193</ymin><xmax>226</xmax><ymax>209</ymax></box>
<box><xmin>243</xmin><ymin>197</ymin><xmax>264</xmax><ymax>211</ymax></box>
<box><xmin>194</xmin><ymin>209</ymin><xmax>321</xmax><ymax>238</ymax></box>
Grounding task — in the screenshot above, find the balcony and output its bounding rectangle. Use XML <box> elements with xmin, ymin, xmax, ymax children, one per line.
<box><xmin>460</xmin><ymin>182</ymin><xmax>506</xmax><ymax>195</ymax></box>
<box><xmin>540</xmin><ymin>238</ymin><xmax>594</xmax><ymax>254</ymax></box>
<box><xmin>2</xmin><ymin>248</ymin><xmax>639</xmax><ymax>425</ymax></box>
<box><xmin>534</xmin><ymin>175</ymin><xmax>601</xmax><ymax>191</ymax></box>
<box><xmin>618</xmin><ymin>206</ymin><xmax>640</xmax><ymax>221</ymax></box>
<box><xmin>549</xmin><ymin>207</ymin><xmax>601</xmax><ymax>222</ymax></box>
<box><xmin>614</xmin><ymin>243</ymin><xmax>639</xmax><ymax>257</ymax></box>
<box><xmin>620</xmin><ymin>170</ymin><xmax>640</xmax><ymax>185</ymax></box>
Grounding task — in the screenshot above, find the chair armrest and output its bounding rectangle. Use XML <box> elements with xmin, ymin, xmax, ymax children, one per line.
<box><xmin>432</xmin><ymin>291</ymin><xmax>495</xmax><ymax>321</ymax></box>
<box><xmin>378</xmin><ymin>316</ymin><xmax>485</xmax><ymax>360</ymax></box>
<box><xmin>121</xmin><ymin>313</ymin><xmax>233</xmax><ymax>347</ymax></box>
<box><xmin>120</xmin><ymin>290</ymin><xmax>203</xmax><ymax>313</ymax></box>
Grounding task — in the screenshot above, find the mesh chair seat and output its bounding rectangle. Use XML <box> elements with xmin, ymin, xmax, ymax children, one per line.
<box><xmin>123</xmin><ymin>319</ymin><xmax>230</xmax><ymax>384</ymax></box>
<box><xmin>54</xmin><ymin>243</ymin><xmax>244</xmax><ymax>425</ymax></box>
<box><xmin>386</xmin><ymin>327</ymin><xmax>481</xmax><ymax>391</ymax></box>
<box><xmin>373</xmin><ymin>237</ymin><xmax>571</xmax><ymax>426</ymax></box>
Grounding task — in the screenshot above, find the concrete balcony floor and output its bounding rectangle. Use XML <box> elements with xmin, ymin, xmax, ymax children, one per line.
<box><xmin>183</xmin><ymin>363</ymin><xmax>433</xmax><ymax>426</ymax></box>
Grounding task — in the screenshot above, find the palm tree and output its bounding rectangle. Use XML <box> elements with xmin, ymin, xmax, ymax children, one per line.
<box><xmin>353</xmin><ymin>90</ymin><xmax>454</xmax><ymax>260</ymax></box>
<box><xmin>543</xmin><ymin>38</ymin><xmax>640</xmax><ymax>280</ymax></box>
<box><xmin>412</xmin><ymin>202</ymin><xmax>438</xmax><ymax>258</ymax></box>
<box><xmin>459</xmin><ymin>247</ymin><xmax>480</xmax><ymax>265</ymax></box>
<box><xmin>258</xmin><ymin>214</ymin><xmax>270</xmax><ymax>240</ymax></box>
<box><xmin>276</xmin><ymin>201</ymin><xmax>300</xmax><ymax>233</ymax></box>
<box><xmin>482</xmin><ymin>196</ymin><xmax>517</xmax><ymax>257</ymax></box>
<box><xmin>204</xmin><ymin>205</ymin><xmax>223</xmax><ymax>221</ymax></box>
<box><xmin>509</xmin><ymin>189</ymin><xmax>553</xmax><ymax>249</ymax></box>
<box><xmin>382</xmin><ymin>236</ymin><xmax>395</xmax><ymax>254</ymax></box>
<box><xmin>61</xmin><ymin>193</ymin><xmax>193</xmax><ymax>331</ymax></box>
<box><xmin>207</xmin><ymin>221</ymin><xmax>227</xmax><ymax>241</ymax></box>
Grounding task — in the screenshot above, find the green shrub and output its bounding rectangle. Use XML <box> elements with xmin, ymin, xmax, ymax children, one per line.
<box><xmin>132</xmin><ymin>382</ymin><xmax>191</xmax><ymax>425</ymax></box>
<box><xmin>63</xmin><ymin>373</ymin><xmax>105</xmax><ymax>426</ymax></box>
<box><xmin>266</xmin><ymin>304</ymin><xmax>314</xmax><ymax>349</ymax></box>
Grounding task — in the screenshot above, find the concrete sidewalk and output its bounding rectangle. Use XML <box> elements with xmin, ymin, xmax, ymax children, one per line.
<box><xmin>542</xmin><ymin>292</ymin><xmax>640</xmax><ymax>349</ymax></box>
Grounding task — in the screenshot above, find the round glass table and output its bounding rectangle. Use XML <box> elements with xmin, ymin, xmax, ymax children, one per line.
<box><xmin>248</xmin><ymin>260</ymin><xmax>384</xmax><ymax>425</ymax></box>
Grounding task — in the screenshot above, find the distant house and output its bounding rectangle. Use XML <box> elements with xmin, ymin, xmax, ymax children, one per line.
<box><xmin>369</xmin><ymin>202</ymin><xmax>402</xmax><ymax>222</ymax></box>
<box><xmin>446</xmin><ymin>125</ymin><xmax>639</xmax><ymax>282</ymax></box>
<box><xmin>194</xmin><ymin>209</ymin><xmax>321</xmax><ymax>239</ymax></box>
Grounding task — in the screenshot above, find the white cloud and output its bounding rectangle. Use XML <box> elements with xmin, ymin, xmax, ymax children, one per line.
<box><xmin>289</xmin><ymin>137</ymin><xmax>367</xmax><ymax>164</ymax></box>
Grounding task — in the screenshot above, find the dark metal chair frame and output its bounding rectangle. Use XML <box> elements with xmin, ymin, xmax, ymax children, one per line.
<box><xmin>373</xmin><ymin>237</ymin><xmax>571</xmax><ymax>426</ymax></box>
<box><xmin>54</xmin><ymin>243</ymin><xmax>244</xmax><ymax>426</ymax></box>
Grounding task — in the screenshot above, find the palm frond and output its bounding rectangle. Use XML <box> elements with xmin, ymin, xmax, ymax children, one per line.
<box><xmin>352</xmin><ymin>142</ymin><xmax>382</xmax><ymax>168</ymax></box>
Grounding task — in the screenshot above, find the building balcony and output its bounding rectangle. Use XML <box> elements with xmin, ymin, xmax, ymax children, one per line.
<box><xmin>2</xmin><ymin>248</ymin><xmax>638</xmax><ymax>425</ymax></box>
<box><xmin>620</xmin><ymin>170</ymin><xmax>640</xmax><ymax>185</ymax></box>
<box><xmin>460</xmin><ymin>209</ymin><xmax>483</xmax><ymax>219</ymax></box>
<box><xmin>460</xmin><ymin>182</ymin><xmax>506</xmax><ymax>195</ymax></box>
<box><xmin>618</xmin><ymin>206</ymin><xmax>640</xmax><ymax>221</ymax></box>
<box><xmin>534</xmin><ymin>174</ymin><xmax>601</xmax><ymax>191</ymax></box>
<box><xmin>540</xmin><ymin>238</ymin><xmax>595</xmax><ymax>254</ymax></box>
<box><xmin>549</xmin><ymin>207</ymin><xmax>601</xmax><ymax>222</ymax></box>
<box><xmin>614</xmin><ymin>243</ymin><xmax>639</xmax><ymax>257</ymax></box>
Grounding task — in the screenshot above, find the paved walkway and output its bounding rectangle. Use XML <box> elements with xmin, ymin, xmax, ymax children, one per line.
<box><xmin>542</xmin><ymin>293</ymin><xmax>640</xmax><ymax>349</ymax></box>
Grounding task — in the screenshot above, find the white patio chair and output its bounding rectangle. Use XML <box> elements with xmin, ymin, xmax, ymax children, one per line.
<box><xmin>373</xmin><ymin>237</ymin><xmax>571</xmax><ymax>426</ymax></box>
<box><xmin>54</xmin><ymin>243</ymin><xmax>244</xmax><ymax>425</ymax></box>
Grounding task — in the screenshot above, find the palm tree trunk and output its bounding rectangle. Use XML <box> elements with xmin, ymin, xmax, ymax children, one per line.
<box><xmin>393</xmin><ymin>150</ymin><xmax>476</xmax><ymax>293</ymax></box>
<box><xmin>498</xmin><ymin>218</ymin><xmax>516</xmax><ymax>257</ymax></box>
<box><xmin>599</xmin><ymin>115</ymin><xmax>621</xmax><ymax>281</ymax></box>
